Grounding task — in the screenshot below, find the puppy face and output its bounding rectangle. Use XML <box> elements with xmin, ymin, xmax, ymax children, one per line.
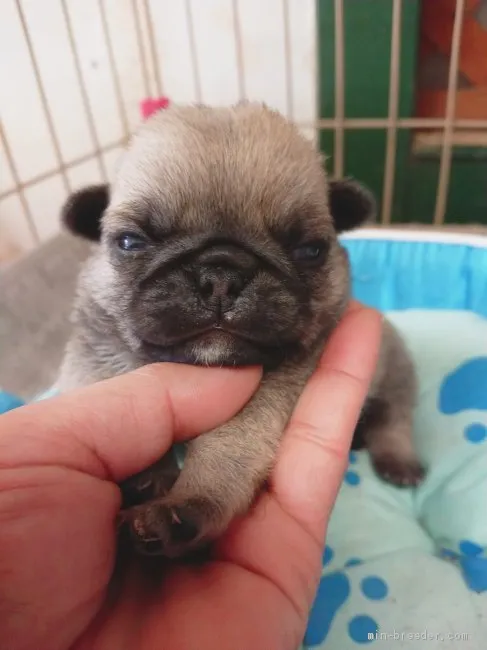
<box><xmin>64</xmin><ymin>103</ymin><xmax>374</xmax><ymax>371</ymax></box>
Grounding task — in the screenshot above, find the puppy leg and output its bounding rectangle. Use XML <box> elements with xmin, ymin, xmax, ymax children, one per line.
<box><xmin>357</xmin><ymin>397</ymin><xmax>424</xmax><ymax>486</ymax></box>
<box><xmin>362</xmin><ymin>319</ymin><xmax>424</xmax><ymax>487</ymax></box>
<box><xmin>124</xmin><ymin>358</ymin><xmax>317</xmax><ymax>558</ymax></box>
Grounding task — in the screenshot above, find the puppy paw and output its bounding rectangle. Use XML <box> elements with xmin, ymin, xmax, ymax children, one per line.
<box><xmin>372</xmin><ymin>453</ymin><xmax>425</xmax><ymax>487</ymax></box>
<box><xmin>120</xmin><ymin>452</ymin><xmax>180</xmax><ymax>509</ymax></box>
<box><xmin>121</xmin><ymin>472</ymin><xmax>157</xmax><ymax>508</ymax></box>
<box><xmin>125</xmin><ymin>497</ymin><xmax>223</xmax><ymax>558</ymax></box>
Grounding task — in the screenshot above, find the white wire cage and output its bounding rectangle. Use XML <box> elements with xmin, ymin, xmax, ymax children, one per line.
<box><xmin>0</xmin><ymin>0</ymin><xmax>486</xmax><ymax>264</ymax></box>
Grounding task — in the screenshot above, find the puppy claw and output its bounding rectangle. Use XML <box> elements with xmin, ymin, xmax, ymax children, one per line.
<box><xmin>126</xmin><ymin>498</ymin><xmax>220</xmax><ymax>558</ymax></box>
<box><xmin>120</xmin><ymin>452</ymin><xmax>181</xmax><ymax>509</ymax></box>
<box><xmin>373</xmin><ymin>454</ymin><xmax>425</xmax><ymax>488</ymax></box>
<box><xmin>171</xmin><ymin>509</ymin><xmax>182</xmax><ymax>525</ymax></box>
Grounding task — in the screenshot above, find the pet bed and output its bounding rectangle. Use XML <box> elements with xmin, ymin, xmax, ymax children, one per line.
<box><xmin>303</xmin><ymin>229</ymin><xmax>487</xmax><ymax>650</ymax></box>
<box><xmin>1</xmin><ymin>228</ymin><xmax>486</xmax><ymax>650</ymax></box>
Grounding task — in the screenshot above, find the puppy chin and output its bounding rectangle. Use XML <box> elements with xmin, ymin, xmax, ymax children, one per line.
<box><xmin>139</xmin><ymin>331</ymin><xmax>289</xmax><ymax>369</ymax></box>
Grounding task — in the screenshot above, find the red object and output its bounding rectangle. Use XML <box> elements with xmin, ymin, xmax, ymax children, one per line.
<box><xmin>140</xmin><ymin>96</ymin><xmax>170</xmax><ymax>120</ymax></box>
<box><xmin>417</xmin><ymin>0</ymin><xmax>487</xmax><ymax>120</ymax></box>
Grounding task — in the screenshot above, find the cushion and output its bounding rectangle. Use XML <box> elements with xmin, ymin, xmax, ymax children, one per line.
<box><xmin>303</xmin><ymin>231</ymin><xmax>487</xmax><ymax>649</ymax></box>
<box><xmin>304</xmin><ymin>310</ymin><xmax>487</xmax><ymax>648</ymax></box>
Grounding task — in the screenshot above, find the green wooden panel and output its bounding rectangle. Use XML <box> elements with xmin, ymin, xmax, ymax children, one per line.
<box><xmin>317</xmin><ymin>0</ymin><xmax>421</xmax><ymax>223</ymax></box>
<box><xmin>317</xmin><ymin>0</ymin><xmax>487</xmax><ymax>225</ymax></box>
<box><xmin>404</xmin><ymin>159</ymin><xmax>487</xmax><ymax>224</ymax></box>
<box><xmin>444</xmin><ymin>162</ymin><xmax>487</xmax><ymax>224</ymax></box>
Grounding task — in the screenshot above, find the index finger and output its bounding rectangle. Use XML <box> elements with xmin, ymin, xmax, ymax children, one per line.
<box><xmin>273</xmin><ymin>302</ymin><xmax>382</xmax><ymax>541</ymax></box>
<box><xmin>0</xmin><ymin>364</ymin><xmax>261</xmax><ymax>482</ymax></box>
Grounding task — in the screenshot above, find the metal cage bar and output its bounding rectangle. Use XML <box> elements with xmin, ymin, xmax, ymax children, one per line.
<box><xmin>282</xmin><ymin>0</ymin><xmax>294</xmax><ymax>120</ymax></box>
<box><xmin>333</xmin><ymin>0</ymin><xmax>345</xmax><ymax>178</ymax></box>
<box><xmin>0</xmin><ymin>138</ymin><xmax>127</xmax><ymax>202</ymax></box>
<box><xmin>381</xmin><ymin>0</ymin><xmax>402</xmax><ymax>225</ymax></box>
<box><xmin>314</xmin><ymin>118</ymin><xmax>487</xmax><ymax>129</ymax></box>
<box><xmin>0</xmin><ymin>122</ymin><xmax>40</xmax><ymax>243</ymax></box>
<box><xmin>15</xmin><ymin>0</ymin><xmax>72</xmax><ymax>198</ymax></box>
<box><xmin>98</xmin><ymin>0</ymin><xmax>131</xmax><ymax>142</ymax></box>
<box><xmin>1</xmin><ymin>0</ymin><xmax>486</xmax><ymax>256</ymax></box>
<box><xmin>59</xmin><ymin>0</ymin><xmax>108</xmax><ymax>182</ymax></box>
<box><xmin>131</xmin><ymin>0</ymin><xmax>151</xmax><ymax>97</ymax></box>
<box><xmin>185</xmin><ymin>0</ymin><xmax>203</xmax><ymax>104</ymax></box>
<box><xmin>434</xmin><ymin>0</ymin><xmax>465</xmax><ymax>226</ymax></box>
<box><xmin>143</xmin><ymin>0</ymin><xmax>164</xmax><ymax>97</ymax></box>
<box><xmin>232</xmin><ymin>0</ymin><xmax>246</xmax><ymax>100</ymax></box>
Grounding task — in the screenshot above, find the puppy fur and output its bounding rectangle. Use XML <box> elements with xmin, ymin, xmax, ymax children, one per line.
<box><xmin>58</xmin><ymin>103</ymin><xmax>423</xmax><ymax>557</ymax></box>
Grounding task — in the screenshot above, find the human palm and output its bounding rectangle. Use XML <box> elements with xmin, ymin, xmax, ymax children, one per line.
<box><xmin>0</xmin><ymin>304</ymin><xmax>380</xmax><ymax>650</ymax></box>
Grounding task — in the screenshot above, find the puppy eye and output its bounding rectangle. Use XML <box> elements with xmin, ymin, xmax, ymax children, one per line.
<box><xmin>116</xmin><ymin>232</ymin><xmax>148</xmax><ymax>252</ymax></box>
<box><xmin>291</xmin><ymin>241</ymin><xmax>326</xmax><ymax>264</ymax></box>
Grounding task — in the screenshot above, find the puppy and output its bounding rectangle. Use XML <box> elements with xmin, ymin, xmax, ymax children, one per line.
<box><xmin>58</xmin><ymin>102</ymin><xmax>423</xmax><ymax>558</ymax></box>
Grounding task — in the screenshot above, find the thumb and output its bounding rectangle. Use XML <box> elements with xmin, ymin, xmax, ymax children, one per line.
<box><xmin>0</xmin><ymin>364</ymin><xmax>261</xmax><ymax>481</ymax></box>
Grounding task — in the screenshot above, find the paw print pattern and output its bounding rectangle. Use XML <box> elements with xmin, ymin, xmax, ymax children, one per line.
<box><xmin>305</xmin><ymin>545</ymin><xmax>389</xmax><ymax>646</ymax></box>
<box><xmin>440</xmin><ymin>539</ymin><xmax>487</xmax><ymax>593</ymax></box>
<box><xmin>436</xmin><ymin>357</ymin><xmax>487</xmax><ymax>591</ymax></box>
<box><xmin>464</xmin><ymin>423</ymin><xmax>487</xmax><ymax>444</ymax></box>
<box><xmin>439</xmin><ymin>357</ymin><xmax>487</xmax><ymax>445</ymax></box>
<box><xmin>344</xmin><ymin>451</ymin><xmax>361</xmax><ymax>486</ymax></box>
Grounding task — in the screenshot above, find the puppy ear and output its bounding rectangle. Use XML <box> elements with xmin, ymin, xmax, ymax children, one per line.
<box><xmin>61</xmin><ymin>184</ymin><xmax>109</xmax><ymax>241</ymax></box>
<box><xmin>328</xmin><ymin>178</ymin><xmax>376</xmax><ymax>233</ymax></box>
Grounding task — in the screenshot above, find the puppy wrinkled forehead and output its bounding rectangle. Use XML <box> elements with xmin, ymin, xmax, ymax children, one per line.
<box><xmin>110</xmin><ymin>103</ymin><xmax>330</xmax><ymax>232</ymax></box>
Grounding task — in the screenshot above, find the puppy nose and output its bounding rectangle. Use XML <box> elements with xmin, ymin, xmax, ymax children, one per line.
<box><xmin>197</xmin><ymin>266</ymin><xmax>245</xmax><ymax>312</ymax></box>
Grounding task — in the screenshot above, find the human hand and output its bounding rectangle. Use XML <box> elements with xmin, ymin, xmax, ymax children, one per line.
<box><xmin>0</xmin><ymin>302</ymin><xmax>381</xmax><ymax>650</ymax></box>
